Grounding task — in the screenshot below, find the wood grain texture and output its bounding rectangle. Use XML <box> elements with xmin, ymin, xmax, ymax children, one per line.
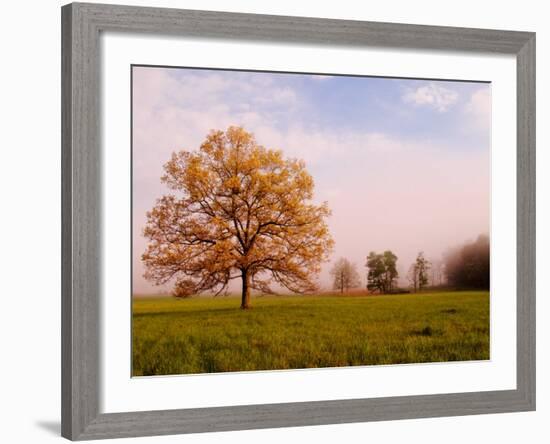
<box><xmin>61</xmin><ymin>2</ymin><xmax>536</xmax><ymax>440</ymax></box>
<box><xmin>61</xmin><ymin>4</ymin><xmax>74</xmax><ymax>438</ymax></box>
<box><xmin>516</xmin><ymin>34</ymin><xmax>536</xmax><ymax>409</ymax></box>
<box><xmin>62</xmin><ymin>3</ymin><xmax>101</xmax><ymax>439</ymax></box>
<box><xmin>77</xmin><ymin>390</ymin><xmax>533</xmax><ymax>440</ymax></box>
<box><xmin>76</xmin><ymin>2</ymin><xmax>532</xmax><ymax>53</ymax></box>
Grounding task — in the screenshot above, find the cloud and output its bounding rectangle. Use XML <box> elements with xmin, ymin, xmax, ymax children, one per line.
<box><xmin>464</xmin><ymin>87</ymin><xmax>491</xmax><ymax>130</ymax></box>
<box><xmin>402</xmin><ymin>82</ymin><xmax>459</xmax><ymax>112</ymax></box>
<box><xmin>254</xmin><ymin>86</ymin><xmax>298</xmax><ymax>106</ymax></box>
<box><xmin>309</xmin><ymin>75</ymin><xmax>332</xmax><ymax>81</ymax></box>
<box><xmin>251</xmin><ymin>128</ymin><xmax>407</xmax><ymax>167</ymax></box>
<box><xmin>131</xmin><ymin>68</ymin><xmax>489</xmax><ymax>294</ymax></box>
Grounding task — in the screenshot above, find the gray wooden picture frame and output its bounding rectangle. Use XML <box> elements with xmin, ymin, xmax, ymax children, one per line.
<box><xmin>61</xmin><ymin>2</ymin><xmax>536</xmax><ymax>440</ymax></box>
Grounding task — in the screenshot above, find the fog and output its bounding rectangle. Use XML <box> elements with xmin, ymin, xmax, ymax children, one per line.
<box><xmin>131</xmin><ymin>67</ymin><xmax>490</xmax><ymax>295</ymax></box>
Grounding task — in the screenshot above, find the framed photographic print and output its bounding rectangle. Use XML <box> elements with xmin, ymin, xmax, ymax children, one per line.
<box><xmin>61</xmin><ymin>2</ymin><xmax>535</xmax><ymax>440</ymax></box>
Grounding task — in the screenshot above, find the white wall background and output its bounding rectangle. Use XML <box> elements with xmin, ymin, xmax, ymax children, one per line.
<box><xmin>0</xmin><ymin>1</ymin><xmax>546</xmax><ymax>443</ymax></box>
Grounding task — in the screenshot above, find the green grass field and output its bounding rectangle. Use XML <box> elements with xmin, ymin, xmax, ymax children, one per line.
<box><xmin>132</xmin><ymin>291</ymin><xmax>489</xmax><ymax>376</ymax></box>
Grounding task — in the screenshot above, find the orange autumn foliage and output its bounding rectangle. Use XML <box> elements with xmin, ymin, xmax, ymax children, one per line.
<box><xmin>142</xmin><ymin>126</ymin><xmax>333</xmax><ymax>308</ymax></box>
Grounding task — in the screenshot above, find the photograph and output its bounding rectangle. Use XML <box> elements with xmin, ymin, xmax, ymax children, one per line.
<box><xmin>131</xmin><ymin>65</ymin><xmax>491</xmax><ymax>377</ymax></box>
<box><xmin>1</xmin><ymin>1</ymin><xmax>540</xmax><ymax>442</ymax></box>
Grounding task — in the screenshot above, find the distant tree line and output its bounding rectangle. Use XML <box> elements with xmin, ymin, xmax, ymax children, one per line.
<box><xmin>330</xmin><ymin>234</ymin><xmax>489</xmax><ymax>295</ymax></box>
<box><xmin>443</xmin><ymin>234</ymin><xmax>490</xmax><ymax>289</ymax></box>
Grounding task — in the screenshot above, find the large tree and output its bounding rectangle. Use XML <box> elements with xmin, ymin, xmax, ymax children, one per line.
<box><xmin>365</xmin><ymin>250</ymin><xmax>398</xmax><ymax>293</ymax></box>
<box><xmin>330</xmin><ymin>258</ymin><xmax>361</xmax><ymax>293</ymax></box>
<box><xmin>142</xmin><ymin>126</ymin><xmax>333</xmax><ymax>309</ymax></box>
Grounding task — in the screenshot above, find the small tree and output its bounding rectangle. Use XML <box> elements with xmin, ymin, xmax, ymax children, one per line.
<box><xmin>407</xmin><ymin>263</ymin><xmax>418</xmax><ymax>293</ymax></box>
<box><xmin>172</xmin><ymin>279</ymin><xmax>195</xmax><ymax>298</ymax></box>
<box><xmin>366</xmin><ymin>252</ymin><xmax>385</xmax><ymax>293</ymax></box>
<box><xmin>408</xmin><ymin>252</ymin><xmax>430</xmax><ymax>292</ymax></box>
<box><xmin>366</xmin><ymin>250</ymin><xmax>398</xmax><ymax>293</ymax></box>
<box><xmin>330</xmin><ymin>258</ymin><xmax>361</xmax><ymax>293</ymax></box>
<box><xmin>382</xmin><ymin>250</ymin><xmax>398</xmax><ymax>293</ymax></box>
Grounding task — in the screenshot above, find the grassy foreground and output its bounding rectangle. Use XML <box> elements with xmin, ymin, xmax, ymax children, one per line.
<box><xmin>132</xmin><ymin>291</ymin><xmax>489</xmax><ymax>376</ymax></box>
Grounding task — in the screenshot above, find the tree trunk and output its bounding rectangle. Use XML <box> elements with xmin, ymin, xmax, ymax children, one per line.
<box><xmin>241</xmin><ymin>270</ymin><xmax>251</xmax><ymax>309</ymax></box>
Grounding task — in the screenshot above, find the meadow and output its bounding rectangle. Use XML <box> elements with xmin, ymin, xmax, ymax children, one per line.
<box><xmin>132</xmin><ymin>290</ymin><xmax>489</xmax><ymax>376</ymax></box>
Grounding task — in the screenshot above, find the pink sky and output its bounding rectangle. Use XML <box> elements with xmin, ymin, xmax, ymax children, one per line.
<box><xmin>132</xmin><ymin>66</ymin><xmax>490</xmax><ymax>294</ymax></box>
